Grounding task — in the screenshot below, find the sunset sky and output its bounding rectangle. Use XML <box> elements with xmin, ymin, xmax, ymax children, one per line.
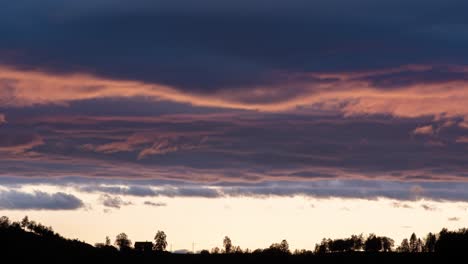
<box><xmin>1</xmin><ymin>0</ymin><xmax>468</xmax><ymax>251</ymax></box>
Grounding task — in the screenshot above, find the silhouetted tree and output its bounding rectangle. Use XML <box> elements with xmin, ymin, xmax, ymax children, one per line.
<box><xmin>211</xmin><ymin>247</ymin><xmax>220</xmax><ymax>254</ymax></box>
<box><xmin>31</xmin><ymin>223</ymin><xmax>54</xmax><ymax>237</ymax></box>
<box><xmin>96</xmin><ymin>236</ymin><xmax>113</xmax><ymax>248</ymax></box>
<box><xmin>382</xmin><ymin>237</ymin><xmax>394</xmax><ymax>252</ymax></box>
<box><xmin>279</xmin><ymin>239</ymin><xmax>290</xmax><ymax>254</ymax></box>
<box><xmin>351</xmin><ymin>234</ymin><xmax>364</xmax><ymax>251</ymax></box>
<box><xmin>252</xmin><ymin>248</ymin><xmax>263</xmax><ymax>254</ymax></box>
<box><xmin>154</xmin><ymin>230</ymin><xmax>167</xmax><ymax>251</ymax></box>
<box><xmin>364</xmin><ymin>234</ymin><xmax>383</xmax><ymax>252</ymax></box>
<box><xmin>0</xmin><ymin>216</ymin><xmax>10</xmax><ymax>228</ymax></box>
<box><xmin>435</xmin><ymin>228</ymin><xmax>468</xmax><ymax>253</ymax></box>
<box><xmin>105</xmin><ymin>236</ymin><xmax>112</xmax><ymax>246</ymax></box>
<box><xmin>115</xmin><ymin>233</ymin><xmax>132</xmax><ymax>251</ymax></box>
<box><xmin>20</xmin><ymin>216</ymin><xmax>29</xmax><ymax>229</ymax></box>
<box><xmin>233</xmin><ymin>246</ymin><xmax>243</xmax><ymax>254</ymax></box>
<box><xmin>266</xmin><ymin>239</ymin><xmax>290</xmax><ymax>255</ymax></box>
<box><xmin>200</xmin><ymin>249</ymin><xmax>210</xmax><ymax>255</ymax></box>
<box><xmin>26</xmin><ymin>220</ymin><xmax>36</xmax><ymax>232</ymax></box>
<box><xmin>397</xmin><ymin>238</ymin><xmax>410</xmax><ymax>252</ymax></box>
<box><xmin>314</xmin><ymin>238</ymin><xmax>330</xmax><ymax>254</ymax></box>
<box><xmin>424</xmin><ymin>232</ymin><xmax>436</xmax><ymax>252</ymax></box>
<box><xmin>408</xmin><ymin>233</ymin><xmax>423</xmax><ymax>252</ymax></box>
<box><xmin>294</xmin><ymin>249</ymin><xmax>313</xmax><ymax>255</ymax></box>
<box><xmin>223</xmin><ymin>236</ymin><xmax>232</xmax><ymax>253</ymax></box>
<box><xmin>329</xmin><ymin>239</ymin><xmax>348</xmax><ymax>252</ymax></box>
<box><xmin>9</xmin><ymin>221</ymin><xmax>21</xmax><ymax>230</ymax></box>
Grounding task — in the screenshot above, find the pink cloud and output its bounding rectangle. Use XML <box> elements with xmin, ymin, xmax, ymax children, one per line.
<box><xmin>0</xmin><ymin>113</ymin><xmax>6</xmax><ymax>124</ymax></box>
<box><xmin>459</xmin><ymin>120</ymin><xmax>468</xmax><ymax>129</ymax></box>
<box><xmin>412</xmin><ymin>125</ymin><xmax>434</xmax><ymax>135</ymax></box>
<box><xmin>137</xmin><ymin>138</ymin><xmax>202</xmax><ymax>160</ymax></box>
<box><xmin>0</xmin><ymin>133</ymin><xmax>44</xmax><ymax>154</ymax></box>
<box><xmin>456</xmin><ymin>136</ymin><xmax>468</xmax><ymax>143</ymax></box>
<box><xmin>2</xmin><ymin>64</ymin><xmax>468</xmax><ymax>120</ymax></box>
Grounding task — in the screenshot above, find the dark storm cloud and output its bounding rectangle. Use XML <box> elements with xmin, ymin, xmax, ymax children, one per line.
<box><xmin>0</xmin><ymin>190</ymin><xmax>84</xmax><ymax>210</ymax></box>
<box><xmin>1</xmin><ymin>0</ymin><xmax>468</xmax><ymax>92</ymax></box>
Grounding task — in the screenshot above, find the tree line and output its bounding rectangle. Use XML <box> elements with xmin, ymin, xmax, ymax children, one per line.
<box><xmin>1</xmin><ymin>215</ymin><xmax>467</xmax><ymax>255</ymax></box>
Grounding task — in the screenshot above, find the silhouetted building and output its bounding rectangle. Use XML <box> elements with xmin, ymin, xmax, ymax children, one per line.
<box><xmin>135</xmin><ymin>241</ymin><xmax>153</xmax><ymax>252</ymax></box>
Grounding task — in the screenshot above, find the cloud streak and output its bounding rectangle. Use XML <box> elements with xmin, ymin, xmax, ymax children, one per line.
<box><xmin>143</xmin><ymin>201</ymin><xmax>167</xmax><ymax>207</ymax></box>
<box><xmin>2</xmin><ymin>66</ymin><xmax>468</xmax><ymax>120</ymax></box>
<box><xmin>0</xmin><ymin>190</ymin><xmax>84</xmax><ymax>210</ymax></box>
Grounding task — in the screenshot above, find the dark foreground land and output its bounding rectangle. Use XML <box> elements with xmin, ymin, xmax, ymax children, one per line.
<box><xmin>1</xmin><ymin>229</ymin><xmax>466</xmax><ymax>264</ymax></box>
<box><xmin>2</xmin><ymin>217</ymin><xmax>468</xmax><ymax>264</ymax></box>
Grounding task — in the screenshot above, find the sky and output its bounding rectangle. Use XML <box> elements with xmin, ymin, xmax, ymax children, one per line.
<box><xmin>1</xmin><ymin>0</ymin><xmax>468</xmax><ymax>251</ymax></box>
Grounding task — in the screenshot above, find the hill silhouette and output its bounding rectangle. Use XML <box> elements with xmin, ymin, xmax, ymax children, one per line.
<box><xmin>1</xmin><ymin>215</ymin><xmax>468</xmax><ymax>263</ymax></box>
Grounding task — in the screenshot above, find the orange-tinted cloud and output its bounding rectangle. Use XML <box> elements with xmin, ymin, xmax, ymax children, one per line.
<box><xmin>0</xmin><ymin>113</ymin><xmax>6</xmax><ymax>124</ymax></box>
<box><xmin>2</xmin><ymin>65</ymin><xmax>468</xmax><ymax>120</ymax></box>
<box><xmin>456</xmin><ymin>136</ymin><xmax>468</xmax><ymax>143</ymax></box>
<box><xmin>459</xmin><ymin>120</ymin><xmax>468</xmax><ymax>129</ymax></box>
<box><xmin>0</xmin><ymin>133</ymin><xmax>44</xmax><ymax>155</ymax></box>
<box><xmin>412</xmin><ymin>125</ymin><xmax>434</xmax><ymax>135</ymax></box>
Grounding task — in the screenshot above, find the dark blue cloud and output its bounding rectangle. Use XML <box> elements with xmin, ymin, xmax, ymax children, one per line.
<box><xmin>1</xmin><ymin>0</ymin><xmax>468</xmax><ymax>91</ymax></box>
<box><xmin>5</xmin><ymin>177</ymin><xmax>468</xmax><ymax>202</ymax></box>
<box><xmin>0</xmin><ymin>190</ymin><xmax>84</xmax><ymax>210</ymax></box>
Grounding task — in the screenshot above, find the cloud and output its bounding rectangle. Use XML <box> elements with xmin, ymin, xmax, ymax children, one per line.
<box><xmin>2</xmin><ymin>110</ymin><xmax>468</xmax><ymax>188</ymax></box>
<box><xmin>79</xmin><ymin>185</ymin><xmax>158</xmax><ymax>197</ymax></box>
<box><xmin>3</xmin><ymin>66</ymin><xmax>468</xmax><ymax>120</ymax></box>
<box><xmin>2</xmin><ymin>1</ymin><xmax>468</xmax><ymax>95</ymax></box>
<box><xmin>0</xmin><ymin>113</ymin><xmax>6</xmax><ymax>124</ymax></box>
<box><xmin>412</xmin><ymin>125</ymin><xmax>434</xmax><ymax>136</ymax></box>
<box><xmin>137</xmin><ymin>137</ymin><xmax>202</xmax><ymax>159</ymax></box>
<box><xmin>0</xmin><ymin>190</ymin><xmax>84</xmax><ymax>210</ymax></box>
<box><xmin>456</xmin><ymin>136</ymin><xmax>468</xmax><ymax>143</ymax></box>
<box><xmin>100</xmin><ymin>194</ymin><xmax>132</xmax><ymax>209</ymax></box>
<box><xmin>158</xmin><ymin>187</ymin><xmax>221</xmax><ymax>198</ymax></box>
<box><xmin>459</xmin><ymin>120</ymin><xmax>468</xmax><ymax>129</ymax></box>
<box><xmin>391</xmin><ymin>202</ymin><xmax>413</xmax><ymax>209</ymax></box>
<box><xmin>143</xmin><ymin>201</ymin><xmax>167</xmax><ymax>207</ymax></box>
<box><xmin>0</xmin><ymin>130</ymin><xmax>43</xmax><ymax>154</ymax></box>
<box><xmin>1</xmin><ymin>1</ymin><xmax>468</xmax><ymax>127</ymax></box>
<box><xmin>421</xmin><ymin>204</ymin><xmax>438</xmax><ymax>211</ymax></box>
<box><xmin>448</xmin><ymin>217</ymin><xmax>460</xmax><ymax>221</ymax></box>
<box><xmin>1</xmin><ymin>1</ymin><xmax>468</xmax><ymax>204</ymax></box>
<box><xmin>4</xmin><ymin>177</ymin><xmax>468</xmax><ymax>201</ymax></box>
